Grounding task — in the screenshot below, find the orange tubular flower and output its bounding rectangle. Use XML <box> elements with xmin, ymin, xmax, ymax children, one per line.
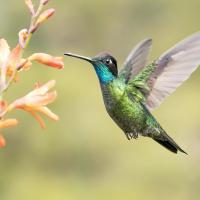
<box><xmin>0</xmin><ymin>119</ymin><xmax>18</xmax><ymax>148</ymax></box>
<box><xmin>0</xmin><ymin>135</ymin><xmax>5</xmax><ymax>147</ymax></box>
<box><xmin>36</xmin><ymin>8</ymin><xmax>55</xmax><ymax>24</ymax></box>
<box><xmin>29</xmin><ymin>53</ymin><xmax>64</xmax><ymax>69</ymax></box>
<box><xmin>0</xmin><ymin>0</ymin><xmax>62</xmax><ymax>148</ymax></box>
<box><xmin>0</xmin><ymin>100</ymin><xmax>7</xmax><ymax>116</ymax></box>
<box><xmin>0</xmin><ymin>119</ymin><xmax>18</xmax><ymax>129</ymax></box>
<box><xmin>30</xmin><ymin>8</ymin><xmax>55</xmax><ymax>33</ymax></box>
<box><xmin>8</xmin><ymin>80</ymin><xmax>59</xmax><ymax>129</ymax></box>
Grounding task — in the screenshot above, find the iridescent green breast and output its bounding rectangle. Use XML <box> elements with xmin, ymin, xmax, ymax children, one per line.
<box><xmin>100</xmin><ymin>79</ymin><xmax>125</xmax><ymax>109</ymax></box>
<box><xmin>100</xmin><ymin>79</ymin><xmax>147</xmax><ymax>133</ymax></box>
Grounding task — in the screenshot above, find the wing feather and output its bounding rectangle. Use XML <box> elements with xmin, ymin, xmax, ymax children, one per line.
<box><xmin>119</xmin><ymin>38</ymin><xmax>152</xmax><ymax>83</ymax></box>
<box><xmin>145</xmin><ymin>31</ymin><xmax>200</xmax><ymax>110</ymax></box>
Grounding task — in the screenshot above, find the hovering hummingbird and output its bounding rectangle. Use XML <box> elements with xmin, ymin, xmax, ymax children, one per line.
<box><xmin>64</xmin><ymin>32</ymin><xmax>200</xmax><ymax>154</ymax></box>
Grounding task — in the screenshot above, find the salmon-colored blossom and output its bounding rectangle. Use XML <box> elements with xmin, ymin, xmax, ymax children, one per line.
<box><xmin>8</xmin><ymin>80</ymin><xmax>59</xmax><ymax>128</ymax></box>
<box><xmin>30</xmin><ymin>8</ymin><xmax>55</xmax><ymax>33</ymax></box>
<box><xmin>0</xmin><ymin>118</ymin><xmax>18</xmax><ymax>148</ymax></box>
<box><xmin>0</xmin><ymin>0</ymin><xmax>61</xmax><ymax>148</ymax></box>
<box><xmin>0</xmin><ymin>119</ymin><xmax>18</xmax><ymax>129</ymax></box>
<box><xmin>0</xmin><ymin>100</ymin><xmax>7</xmax><ymax>116</ymax></box>
<box><xmin>29</xmin><ymin>53</ymin><xmax>64</xmax><ymax>69</ymax></box>
<box><xmin>36</xmin><ymin>8</ymin><xmax>55</xmax><ymax>24</ymax></box>
<box><xmin>0</xmin><ymin>135</ymin><xmax>6</xmax><ymax>147</ymax></box>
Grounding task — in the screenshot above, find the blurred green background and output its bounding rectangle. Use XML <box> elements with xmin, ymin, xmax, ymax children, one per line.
<box><xmin>1</xmin><ymin>0</ymin><xmax>200</xmax><ymax>199</ymax></box>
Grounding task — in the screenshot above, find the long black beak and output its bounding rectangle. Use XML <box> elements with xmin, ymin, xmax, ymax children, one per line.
<box><xmin>64</xmin><ymin>52</ymin><xmax>92</xmax><ymax>63</ymax></box>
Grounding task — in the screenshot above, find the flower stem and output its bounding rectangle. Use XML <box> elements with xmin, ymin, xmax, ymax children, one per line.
<box><xmin>1</xmin><ymin>3</ymin><xmax>45</xmax><ymax>95</ymax></box>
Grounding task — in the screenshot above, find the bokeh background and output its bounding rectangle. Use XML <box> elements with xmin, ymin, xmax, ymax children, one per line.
<box><xmin>1</xmin><ymin>0</ymin><xmax>200</xmax><ymax>199</ymax></box>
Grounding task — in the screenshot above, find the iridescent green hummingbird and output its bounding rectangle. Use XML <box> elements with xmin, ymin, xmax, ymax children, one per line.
<box><xmin>65</xmin><ymin>32</ymin><xmax>200</xmax><ymax>154</ymax></box>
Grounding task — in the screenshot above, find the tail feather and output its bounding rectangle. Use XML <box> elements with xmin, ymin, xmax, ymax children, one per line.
<box><xmin>153</xmin><ymin>133</ymin><xmax>187</xmax><ymax>154</ymax></box>
<box><xmin>142</xmin><ymin>104</ymin><xmax>187</xmax><ymax>154</ymax></box>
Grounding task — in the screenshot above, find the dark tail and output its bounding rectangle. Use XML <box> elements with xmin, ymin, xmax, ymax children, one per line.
<box><xmin>153</xmin><ymin>133</ymin><xmax>187</xmax><ymax>154</ymax></box>
<box><xmin>141</xmin><ymin>104</ymin><xmax>187</xmax><ymax>154</ymax></box>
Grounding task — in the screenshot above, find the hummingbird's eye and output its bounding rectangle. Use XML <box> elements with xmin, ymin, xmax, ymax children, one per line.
<box><xmin>105</xmin><ymin>58</ymin><xmax>112</xmax><ymax>65</ymax></box>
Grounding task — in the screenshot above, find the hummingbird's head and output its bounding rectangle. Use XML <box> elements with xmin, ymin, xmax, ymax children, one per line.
<box><xmin>92</xmin><ymin>52</ymin><xmax>118</xmax><ymax>77</ymax></box>
<box><xmin>64</xmin><ymin>52</ymin><xmax>118</xmax><ymax>84</ymax></box>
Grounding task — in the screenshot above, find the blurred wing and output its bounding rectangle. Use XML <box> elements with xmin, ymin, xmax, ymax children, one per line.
<box><xmin>138</xmin><ymin>31</ymin><xmax>200</xmax><ymax>110</ymax></box>
<box><xmin>119</xmin><ymin>38</ymin><xmax>152</xmax><ymax>83</ymax></box>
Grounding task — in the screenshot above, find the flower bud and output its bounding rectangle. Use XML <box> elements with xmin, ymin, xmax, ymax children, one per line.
<box><xmin>36</xmin><ymin>8</ymin><xmax>55</xmax><ymax>25</ymax></box>
<box><xmin>0</xmin><ymin>119</ymin><xmax>18</xmax><ymax>148</ymax></box>
<box><xmin>0</xmin><ymin>135</ymin><xmax>5</xmax><ymax>148</ymax></box>
<box><xmin>18</xmin><ymin>29</ymin><xmax>29</xmax><ymax>48</ymax></box>
<box><xmin>29</xmin><ymin>53</ymin><xmax>64</xmax><ymax>69</ymax></box>
<box><xmin>0</xmin><ymin>119</ymin><xmax>18</xmax><ymax>129</ymax></box>
<box><xmin>0</xmin><ymin>101</ymin><xmax>7</xmax><ymax>117</ymax></box>
<box><xmin>30</xmin><ymin>9</ymin><xmax>55</xmax><ymax>33</ymax></box>
<box><xmin>25</xmin><ymin>0</ymin><xmax>35</xmax><ymax>16</ymax></box>
<box><xmin>0</xmin><ymin>100</ymin><xmax>7</xmax><ymax>111</ymax></box>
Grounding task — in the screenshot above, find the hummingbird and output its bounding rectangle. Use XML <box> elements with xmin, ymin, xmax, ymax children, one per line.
<box><xmin>64</xmin><ymin>32</ymin><xmax>200</xmax><ymax>154</ymax></box>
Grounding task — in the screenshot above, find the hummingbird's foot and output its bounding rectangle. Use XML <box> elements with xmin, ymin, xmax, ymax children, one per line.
<box><xmin>126</xmin><ymin>132</ymin><xmax>138</xmax><ymax>140</ymax></box>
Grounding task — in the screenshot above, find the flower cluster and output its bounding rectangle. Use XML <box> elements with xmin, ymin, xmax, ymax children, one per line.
<box><xmin>0</xmin><ymin>0</ymin><xmax>64</xmax><ymax>148</ymax></box>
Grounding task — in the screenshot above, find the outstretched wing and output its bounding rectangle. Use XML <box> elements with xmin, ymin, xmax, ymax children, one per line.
<box><xmin>130</xmin><ymin>31</ymin><xmax>200</xmax><ymax>110</ymax></box>
<box><xmin>119</xmin><ymin>38</ymin><xmax>152</xmax><ymax>83</ymax></box>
